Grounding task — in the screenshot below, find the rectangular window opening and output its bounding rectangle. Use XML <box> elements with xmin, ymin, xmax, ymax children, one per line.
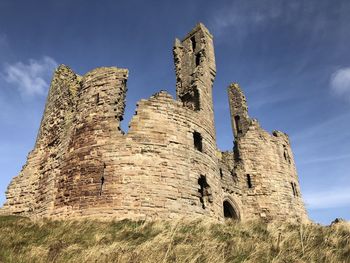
<box><xmin>247</xmin><ymin>174</ymin><xmax>252</xmax><ymax>188</ymax></box>
<box><xmin>190</xmin><ymin>36</ymin><xmax>196</xmax><ymax>51</ymax></box>
<box><xmin>198</xmin><ymin>175</ymin><xmax>212</xmax><ymax>209</ymax></box>
<box><xmin>195</xmin><ymin>53</ymin><xmax>201</xmax><ymax>67</ymax></box>
<box><xmin>193</xmin><ymin>131</ymin><xmax>203</xmax><ymax>152</ymax></box>
<box><xmin>234</xmin><ymin>115</ymin><xmax>242</xmax><ymax>134</ymax></box>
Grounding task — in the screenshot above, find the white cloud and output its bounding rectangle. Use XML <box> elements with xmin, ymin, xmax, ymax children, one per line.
<box><xmin>304</xmin><ymin>187</ymin><xmax>350</xmax><ymax>210</ymax></box>
<box><xmin>209</xmin><ymin>1</ymin><xmax>284</xmax><ymax>38</ymax></box>
<box><xmin>3</xmin><ymin>56</ymin><xmax>58</xmax><ymax>96</ymax></box>
<box><xmin>330</xmin><ymin>67</ymin><xmax>350</xmax><ymax>101</ymax></box>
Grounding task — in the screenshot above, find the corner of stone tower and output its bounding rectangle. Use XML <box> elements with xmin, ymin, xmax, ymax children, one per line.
<box><xmin>184</xmin><ymin>22</ymin><xmax>214</xmax><ymax>40</ymax></box>
<box><xmin>53</xmin><ymin>64</ymin><xmax>81</xmax><ymax>96</ymax></box>
<box><xmin>227</xmin><ymin>83</ymin><xmax>251</xmax><ymax>139</ymax></box>
<box><xmin>35</xmin><ymin>64</ymin><xmax>80</xmax><ymax>147</ymax></box>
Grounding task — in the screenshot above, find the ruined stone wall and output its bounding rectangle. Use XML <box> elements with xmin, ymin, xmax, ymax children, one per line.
<box><xmin>53</xmin><ymin>67</ymin><xmax>128</xmax><ymax>218</ymax></box>
<box><xmin>218</xmin><ymin>151</ymin><xmax>243</xmax><ymax>219</ymax></box>
<box><xmin>2</xmin><ymin>23</ymin><xmax>308</xmax><ymax>223</ymax></box>
<box><xmin>3</xmin><ymin>67</ymin><xmax>224</xmax><ymax>220</ymax></box>
<box><xmin>2</xmin><ymin>65</ymin><xmax>79</xmax><ymax>216</ymax></box>
<box><xmin>106</xmin><ymin>91</ymin><xmax>222</xmax><ymax>220</ymax></box>
<box><xmin>235</xmin><ymin>123</ymin><xmax>308</xmax><ymax>222</ymax></box>
<box><xmin>228</xmin><ymin>83</ymin><xmax>308</xmax><ymax>222</ymax></box>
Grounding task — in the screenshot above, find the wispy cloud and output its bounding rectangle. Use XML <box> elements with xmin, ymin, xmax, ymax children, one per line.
<box><xmin>330</xmin><ymin>67</ymin><xmax>350</xmax><ymax>102</ymax></box>
<box><xmin>249</xmin><ymin>91</ymin><xmax>297</xmax><ymax>110</ymax></box>
<box><xmin>304</xmin><ymin>187</ymin><xmax>350</xmax><ymax>210</ymax></box>
<box><xmin>210</xmin><ymin>0</ymin><xmax>283</xmax><ymax>38</ymax></box>
<box><xmin>2</xmin><ymin>56</ymin><xmax>58</xmax><ymax>96</ymax></box>
<box><xmin>209</xmin><ymin>1</ymin><xmax>348</xmax><ymax>45</ymax></box>
<box><xmin>291</xmin><ymin>112</ymin><xmax>350</xmax><ymax>142</ymax></box>
<box><xmin>299</xmin><ymin>154</ymin><xmax>350</xmax><ymax>165</ymax></box>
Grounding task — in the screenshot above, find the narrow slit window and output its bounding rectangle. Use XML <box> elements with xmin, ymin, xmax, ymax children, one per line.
<box><xmin>234</xmin><ymin>115</ymin><xmax>242</xmax><ymax>134</ymax></box>
<box><xmin>193</xmin><ymin>131</ymin><xmax>203</xmax><ymax>152</ymax></box>
<box><xmin>95</xmin><ymin>93</ymin><xmax>100</xmax><ymax>104</ymax></box>
<box><xmin>195</xmin><ymin>53</ymin><xmax>201</xmax><ymax>67</ymax></box>
<box><xmin>246</xmin><ymin>174</ymin><xmax>252</xmax><ymax>188</ymax></box>
<box><xmin>190</xmin><ymin>36</ymin><xmax>196</xmax><ymax>51</ymax></box>
<box><xmin>291</xmin><ymin>182</ymin><xmax>296</xmax><ymax>197</ymax></box>
<box><xmin>283</xmin><ymin>145</ymin><xmax>287</xmax><ymax>161</ymax></box>
<box><xmin>99</xmin><ymin>163</ymin><xmax>106</xmax><ymax>196</ymax></box>
<box><xmin>99</xmin><ymin>176</ymin><xmax>105</xmax><ymax>196</ymax></box>
<box><xmin>219</xmin><ymin>168</ymin><xmax>223</xmax><ymax>179</ymax></box>
<box><xmin>283</xmin><ymin>145</ymin><xmax>291</xmax><ymax>164</ymax></box>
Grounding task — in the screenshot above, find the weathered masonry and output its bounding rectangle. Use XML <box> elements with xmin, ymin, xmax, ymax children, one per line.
<box><xmin>1</xmin><ymin>24</ymin><xmax>308</xmax><ymax>222</ymax></box>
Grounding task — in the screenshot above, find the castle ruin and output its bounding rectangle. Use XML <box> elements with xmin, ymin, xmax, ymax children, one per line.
<box><xmin>1</xmin><ymin>24</ymin><xmax>308</xmax><ymax>222</ymax></box>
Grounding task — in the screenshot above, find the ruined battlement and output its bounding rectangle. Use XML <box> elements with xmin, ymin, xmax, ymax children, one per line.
<box><xmin>1</xmin><ymin>24</ymin><xmax>308</xmax><ymax>222</ymax></box>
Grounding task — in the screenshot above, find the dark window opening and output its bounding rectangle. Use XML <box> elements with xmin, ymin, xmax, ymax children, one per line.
<box><xmin>291</xmin><ymin>182</ymin><xmax>296</xmax><ymax>197</ymax></box>
<box><xmin>283</xmin><ymin>145</ymin><xmax>291</xmax><ymax>164</ymax></box>
<box><xmin>99</xmin><ymin>163</ymin><xmax>106</xmax><ymax>196</ymax></box>
<box><xmin>234</xmin><ymin>115</ymin><xmax>242</xmax><ymax>134</ymax></box>
<box><xmin>180</xmin><ymin>87</ymin><xmax>200</xmax><ymax>111</ymax></box>
<box><xmin>95</xmin><ymin>93</ymin><xmax>100</xmax><ymax>104</ymax></box>
<box><xmin>195</xmin><ymin>53</ymin><xmax>201</xmax><ymax>67</ymax></box>
<box><xmin>198</xmin><ymin>175</ymin><xmax>212</xmax><ymax>209</ymax></box>
<box><xmin>223</xmin><ymin>200</ymin><xmax>239</xmax><ymax>219</ymax></box>
<box><xmin>233</xmin><ymin>141</ymin><xmax>240</xmax><ymax>161</ymax></box>
<box><xmin>193</xmin><ymin>131</ymin><xmax>203</xmax><ymax>152</ymax></box>
<box><xmin>190</xmin><ymin>36</ymin><xmax>196</xmax><ymax>51</ymax></box>
<box><xmin>219</xmin><ymin>168</ymin><xmax>223</xmax><ymax>179</ymax></box>
<box><xmin>99</xmin><ymin>176</ymin><xmax>105</xmax><ymax>196</ymax></box>
<box><xmin>291</xmin><ymin>182</ymin><xmax>298</xmax><ymax>197</ymax></box>
<box><xmin>247</xmin><ymin>174</ymin><xmax>252</xmax><ymax>188</ymax></box>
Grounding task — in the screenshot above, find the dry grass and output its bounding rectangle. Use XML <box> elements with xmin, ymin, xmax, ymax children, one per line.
<box><xmin>0</xmin><ymin>215</ymin><xmax>349</xmax><ymax>263</ymax></box>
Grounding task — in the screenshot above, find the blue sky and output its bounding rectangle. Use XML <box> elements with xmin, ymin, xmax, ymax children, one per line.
<box><xmin>0</xmin><ymin>0</ymin><xmax>349</xmax><ymax>224</ymax></box>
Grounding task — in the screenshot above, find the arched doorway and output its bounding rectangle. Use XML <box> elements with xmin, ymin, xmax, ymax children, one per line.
<box><xmin>223</xmin><ymin>200</ymin><xmax>239</xmax><ymax>220</ymax></box>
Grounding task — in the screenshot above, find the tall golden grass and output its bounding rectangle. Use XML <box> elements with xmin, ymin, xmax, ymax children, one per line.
<box><xmin>0</xmin><ymin>215</ymin><xmax>349</xmax><ymax>263</ymax></box>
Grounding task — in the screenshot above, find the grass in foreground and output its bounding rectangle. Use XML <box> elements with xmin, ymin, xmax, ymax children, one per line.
<box><xmin>0</xmin><ymin>215</ymin><xmax>349</xmax><ymax>263</ymax></box>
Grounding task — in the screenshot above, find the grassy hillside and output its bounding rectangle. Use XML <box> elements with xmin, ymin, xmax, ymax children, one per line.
<box><xmin>0</xmin><ymin>215</ymin><xmax>349</xmax><ymax>263</ymax></box>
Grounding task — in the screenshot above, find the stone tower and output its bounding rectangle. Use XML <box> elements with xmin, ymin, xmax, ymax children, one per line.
<box><xmin>54</xmin><ymin>68</ymin><xmax>128</xmax><ymax>215</ymax></box>
<box><xmin>173</xmin><ymin>23</ymin><xmax>216</xmax><ymax>140</ymax></box>
<box><xmin>1</xmin><ymin>23</ymin><xmax>308</xmax><ymax>223</ymax></box>
<box><xmin>228</xmin><ymin>83</ymin><xmax>308</xmax><ymax>221</ymax></box>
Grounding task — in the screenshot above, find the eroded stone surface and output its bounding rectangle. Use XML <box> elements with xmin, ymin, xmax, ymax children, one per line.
<box><xmin>1</xmin><ymin>23</ymin><xmax>308</xmax><ymax>222</ymax></box>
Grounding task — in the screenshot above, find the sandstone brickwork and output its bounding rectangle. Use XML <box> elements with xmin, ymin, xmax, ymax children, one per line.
<box><xmin>1</xmin><ymin>24</ymin><xmax>308</xmax><ymax>222</ymax></box>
